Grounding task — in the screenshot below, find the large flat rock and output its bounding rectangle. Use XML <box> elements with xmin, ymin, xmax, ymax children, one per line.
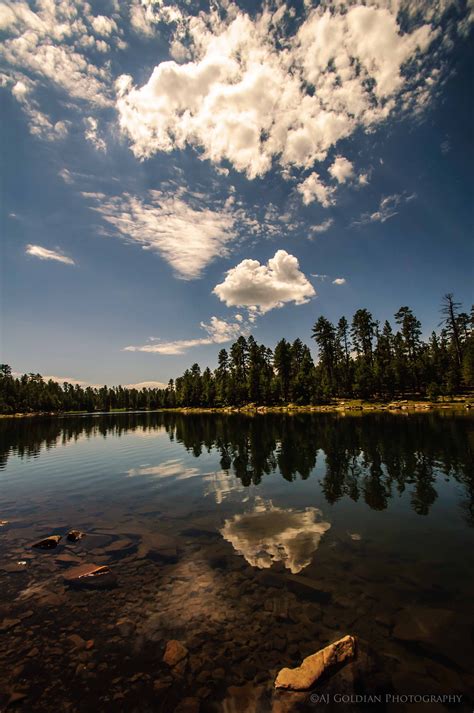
<box><xmin>275</xmin><ymin>635</ymin><xmax>356</xmax><ymax>690</ymax></box>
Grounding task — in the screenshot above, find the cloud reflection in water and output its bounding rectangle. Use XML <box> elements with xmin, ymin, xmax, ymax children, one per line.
<box><xmin>221</xmin><ymin>498</ymin><xmax>331</xmax><ymax>574</ymax></box>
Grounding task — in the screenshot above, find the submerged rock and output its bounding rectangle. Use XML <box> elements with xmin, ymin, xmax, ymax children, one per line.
<box><xmin>63</xmin><ymin>562</ymin><xmax>116</xmax><ymax>589</ymax></box>
<box><xmin>67</xmin><ymin>530</ymin><xmax>86</xmax><ymax>542</ymax></box>
<box><xmin>137</xmin><ymin>533</ymin><xmax>178</xmax><ymax>562</ymax></box>
<box><xmin>275</xmin><ymin>634</ymin><xmax>356</xmax><ymax>691</ymax></box>
<box><xmin>163</xmin><ymin>640</ymin><xmax>188</xmax><ymax>667</ymax></box>
<box><xmin>32</xmin><ymin>534</ymin><xmax>62</xmax><ymax>550</ymax></box>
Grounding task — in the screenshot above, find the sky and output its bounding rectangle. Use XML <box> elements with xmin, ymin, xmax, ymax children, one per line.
<box><xmin>1</xmin><ymin>0</ymin><xmax>473</xmax><ymax>389</ymax></box>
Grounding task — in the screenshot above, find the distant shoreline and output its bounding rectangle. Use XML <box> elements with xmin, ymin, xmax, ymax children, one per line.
<box><xmin>1</xmin><ymin>397</ymin><xmax>472</xmax><ymax>419</ymax></box>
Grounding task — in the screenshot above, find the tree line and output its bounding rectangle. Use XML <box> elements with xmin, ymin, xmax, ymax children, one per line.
<box><xmin>1</xmin><ymin>294</ymin><xmax>473</xmax><ymax>413</ymax></box>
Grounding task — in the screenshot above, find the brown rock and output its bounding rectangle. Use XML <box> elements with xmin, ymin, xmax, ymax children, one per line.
<box><xmin>68</xmin><ymin>634</ymin><xmax>86</xmax><ymax>649</ymax></box>
<box><xmin>116</xmin><ymin>618</ymin><xmax>136</xmax><ymax>637</ymax></box>
<box><xmin>56</xmin><ymin>554</ymin><xmax>81</xmax><ymax>564</ymax></box>
<box><xmin>0</xmin><ymin>618</ymin><xmax>21</xmax><ymax>632</ymax></box>
<box><xmin>274</xmin><ymin>634</ymin><xmax>356</xmax><ymax>690</ymax></box>
<box><xmin>67</xmin><ymin>530</ymin><xmax>86</xmax><ymax>542</ymax></box>
<box><xmin>174</xmin><ymin>698</ymin><xmax>200</xmax><ymax>713</ymax></box>
<box><xmin>63</xmin><ymin>563</ymin><xmax>116</xmax><ymax>589</ymax></box>
<box><xmin>163</xmin><ymin>640</ymin><xmax>188</xmax><ymax>667</ymax></box>
<box><xmin>85</xmin><ymin>639</ymin><xmax>95</xmax><ymax>650</ymax></box>
<box><xmin>153</xmin><ymin>677</ymin><xmax>173</xmax><ymax>693</ymax></box>
<box><xmin>137</xmin><ymin>533</ymin><xmax>178</xmax><ymax>562</ymax></box>
<box><xmin>32</xmin><ymin>534</ymin><xmax>62</xmax><ymax>549</ymax></box>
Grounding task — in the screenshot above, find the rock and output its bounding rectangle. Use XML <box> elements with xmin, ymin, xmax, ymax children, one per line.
<box><xmin>85</xmin><ymin>639</ymin><xmax>94</xmax><ymax>650</ymax></box>
<box><xmin>163</xmin><ymin>640</ymin><xmax>188</xmax><ymax>667</ymax></box>
<box><xmin>67</xmin><ymin>530</ymin><xmax>86</xmax><ymax>542</ymax></box>
<box><xmin>56</xmin><ymin>554</ymin><xmax>81</xmax><ymax>564</ymax></box>
<box><xmin>116</xmin><ymin>618</ymin><xmax>136</xmax><ymax>637</ymax></box>
<box><xmin>32</xmin><ymin>534</ymin><xmax>62</xmax><ymax>549</ymax></box>
<box><xmin>103</xmin><ymin>538</ymin><xmax>134</xmax><ymax>554</ymax></box>
<box><xmin>0</xmin><ymin>520</ymin><xmax>9</xmax><ymax>527</ymax></box>
<box><xmin>7</xmin><ymin>691</ymin><xmax>28</xmax><ymax>706</ymax></box>
<box><xmin>1</xmin><ymin>561</ymin><xmax>28</xmax><ymax>573</ymax></box>
<box><xmin>174</xmin><ymin>697</ymin><xmax>200</xmax><ymax>713</ymax></box>
<box><xmin>68</xmin><ymin>634</ymin><xmax>86</xmax><ymax>649</ymax></box>
<box><xmin>153</xmin><ymin>676</ymin><xmax>173</xmax><ymax>693</ymax></box>
<box><xmin>137</xmin><ymin>533</ymin><xmax>178</xmax><ymax>562</ymax></box>
<box><xmin>0</xmin><ymin>618</ymin><xmax>20</xmax><ymax>631</ymax></box>
<box><xmin>274</xmin><ymin>634</ymin><xmax>356</xmax><ymax>691</ymax></box>
<box><xmin>393</xmin><ymin>607</ymin><xmax>453</xmax><ymax>643</ymax></box>
<box><xmin>63</xmin><ymin>563</ymin><xmax>116</xmax><ymax>589</ymax></box>
<box><xmin>221</xmin><ymin>684</ymin><xmax>265</xmax><ymax>713</ymax></box>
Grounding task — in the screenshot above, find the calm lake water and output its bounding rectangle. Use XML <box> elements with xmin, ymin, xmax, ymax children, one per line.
<box><xmin>0</xmin><ymin>411</ymin><xmax>473</xmax><ymax>712</ymax></box>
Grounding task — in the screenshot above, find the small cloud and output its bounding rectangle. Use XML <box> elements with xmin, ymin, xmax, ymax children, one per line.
<box><xmin>440</xmin><ymin>139</ymin><xmax>451</xmax><ymax>155</ymax></box>
<box><xmin>25</xmin><ymin>244</ymin><xmax>75</xmax><ymax>265</ymax></box>
<box><xmin>84</xmin><ymin>117</ymin><xmax>106</xmax><ymax>152</ymax></box>
<box><xmin>311</xmin><ymin>218</ymin><xmax>334</xmax><ymax>234</ymax></box>
<box><xmin>352</xmin><ymin>193</ymin><xmax>415</xmax><ymax>227</ymax></box>
<box><xmin>297</xmin><ymin>173</ymin><xmax>335</xmax><ymax>207</ymax></box>
<box><xmin>328</xmin><ymin>156</ymin><xmax>354</xmax><ymax>184</ymax></box>
<box><xmin>358</xmin><ymin>173</ymin><xmax>369</xmax><ymax>186</ymax></box>
<box><xmin>332</xmin><ymin>277</ymin><xmax>346</xmax><ymax>285</ymax></box>
<box><xmin>59</xmin><ymin>168</ymin><xmax>73</xmax><ymax>184</ymax></box>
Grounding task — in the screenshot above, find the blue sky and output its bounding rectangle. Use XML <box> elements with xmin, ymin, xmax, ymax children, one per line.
<box><xmin>1</xmin><ymin>0</ymin><xmax>473</xmax><ymax>388</ymax></box>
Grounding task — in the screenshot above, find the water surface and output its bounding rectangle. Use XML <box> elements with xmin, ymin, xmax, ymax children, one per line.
<box><xmin>0</xmin><ymin>411</ymin><xmax>473</xmax><ymax>712</ymax></box>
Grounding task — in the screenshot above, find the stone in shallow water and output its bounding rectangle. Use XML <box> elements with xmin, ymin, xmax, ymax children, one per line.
<box><xmin>137</xmin><ymin>533</ymin><xmax>179</xmax><ymax>562</ymax></box>
<box><xmin>67</xmin><ymin>530</ymin><xmax>86</xmax><ymax>542</ymax></box>
<box><xmin>393</xmin><ymin>606</ymin><xmax>453</xmax><ymax>643</ymax></box>
<box><xmin>32</xmin><ymin>534</ymin><xmax>62</xmax><ymax>549</ymax></box>
<box><xmin>274</xmin><ymin>634</ymin><xmax>356</xmax><ymax>691</ymax></box>
<box><xmin>63</xmin><ymin>563</ymin><xmax>116</xmax><ymax>589</ymax></box>
<box><xmin>163</xmin><ymin>640</ymin><xmax>188</xmax><ymax>667</ymax></box>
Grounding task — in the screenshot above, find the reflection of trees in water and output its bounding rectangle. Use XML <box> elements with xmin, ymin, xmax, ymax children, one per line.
<box><xmin>1</xmin><ymin>412</ymin><xmax>473</xmax><ymax>523</ymax></box>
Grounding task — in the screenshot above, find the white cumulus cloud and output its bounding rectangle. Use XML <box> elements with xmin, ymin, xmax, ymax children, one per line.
<box><xmin>213</xmin><ymin>250</ymin><xmax>315</xmax><ymax>315</ymax></box>
<box><xmin>328</xmin><ymin>156</ymin><xmax>354</xmax><ymax>184</ymax></box>
<box><xmin>297</xmin><ymin>172</ymin><xmax>335</xmax><ymax>207</ymax></box>
<box><xmin>25</xmin><ymin>244</ymin><xmax>75</xmax><ymax>265</ymax></box>
<box><xmin>332</xmin><ymin>277</ymin><xmax>346</xmax><ymax>285</ymax></box>
<box><xmin>115</xmin><ymin>0</ymin><xmax>460</xmax><ymax>193</ymax></box>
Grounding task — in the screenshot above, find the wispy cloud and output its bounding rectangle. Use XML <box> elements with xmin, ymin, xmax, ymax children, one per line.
<box><xmin>311</xmin><ymin>219</ymin><xmax>334</xmax><ymax>235</ymax></box>
<box><xmin>332</xmin><ymin>277</ymin><xmax>346</xmax><ymax>285</ymax></box>
<box><xmin>25</xmin><ymin>244</ymin><xmax>75</xmax><ymax>265</ymax></box>
<box><xmin>352</xmin><ymin>193</ymin><xmax>416</xmax><ymax>227</ymax></box>
<box><xmin>124</xmin><ymin>316</ymin><xmax>250</xmax><ymax>356</ymax></box>
<box><xmin>85</xmin><ymin>189</ymin><xmax>239</xmax><ymax>280</ymax></box>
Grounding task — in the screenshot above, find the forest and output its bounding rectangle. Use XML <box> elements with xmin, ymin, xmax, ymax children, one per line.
<box><xmin>1</xmin><ymin>294</ymin><xmax>473</xmax><ymax>414</ymax></box>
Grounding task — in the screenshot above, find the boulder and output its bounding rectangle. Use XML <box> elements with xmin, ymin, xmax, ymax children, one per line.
<box><xmin>32</xmin><ymin>535</ymin><xmax>62</xmax><ymax>549</ymax></box>
<box><xmin>275</xmin><ymin>634</ymin><xmax>356</xmax><ymax>691</ymax></box>
<box><xmin>63</xmin><ymin>563</ymin><xmax>116</xmax><ymax>589</ymax></box>
<box><xmin>163</xmin><ymin>640</ymin><xmax>188</xmax><ymax>667</ymax></box>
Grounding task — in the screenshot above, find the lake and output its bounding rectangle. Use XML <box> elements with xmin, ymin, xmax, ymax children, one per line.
<box><xmin>0</xmin><ymin>411</ymin><xmax>473</xmax><ymax>712</ymax></box>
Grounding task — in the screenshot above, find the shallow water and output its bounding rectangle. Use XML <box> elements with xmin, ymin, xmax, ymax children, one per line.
<box><xmin>0</xmin><ymin>411</ymin><xmax>473</xmax><ymax>712</ymax></box>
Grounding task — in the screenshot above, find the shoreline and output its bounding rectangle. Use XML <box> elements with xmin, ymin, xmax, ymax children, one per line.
<box><xmin>0</xmin><ymin>397</ymin><xmax>472</xmax><ymax>419</ymax></box>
